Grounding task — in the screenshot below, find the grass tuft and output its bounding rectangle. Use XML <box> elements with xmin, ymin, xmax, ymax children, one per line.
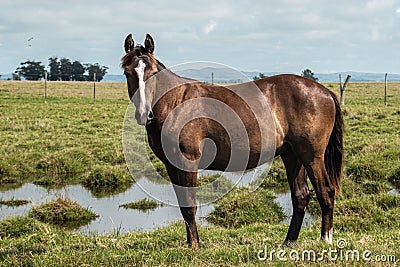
<box><xmin>256</xmin><ymin>158</ymin><xmax>288</xmax><ymax>193</ymax></box>
<box><xmin>119</xmin><ymin>198</ymin><xmax>162</xmax><ymax>211</ymax></box>
<box><xmin>0</xmin><ymin>216</ymin><xmax>44</xmax><ymax>238</ymax></box>
<box><xmin>82</xmin><ymin>164</ymin><xmax>134</xmax><ymax>197</ymax></box>
<box><xmin>196</xmin><ymin>174</ymin><xmax>235</xmax><ymax>203</ymax></box>
<box><xmin>206</xmin><ymin>187</ymin><xmax>286</xmax><ymax>228</ymax></box>
<box><xmin>34</xmin><ymin>150</ymin><xmax>89</xmax><ymax>187</ymax></box>
<box><xmin>0</xmin><ymin>197</ymin><xmax>31</xmax><ymax>207</ymax></box>
<box><xmin>28</xmin><ymin>198</ymin><xmax>97</xmax><ymax>229</ymax></box>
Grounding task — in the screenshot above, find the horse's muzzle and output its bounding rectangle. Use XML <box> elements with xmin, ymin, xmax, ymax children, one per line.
<box><xmin>135</xmin><ymin>110</ymin><xmax>154</xmax><ymax>126</ymax></box>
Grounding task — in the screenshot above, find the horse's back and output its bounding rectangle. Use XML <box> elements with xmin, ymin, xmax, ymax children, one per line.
<box><xmin>255</xmin><ymin>74</ymin><xmax>337</xmax><ymax>154</ymax></box>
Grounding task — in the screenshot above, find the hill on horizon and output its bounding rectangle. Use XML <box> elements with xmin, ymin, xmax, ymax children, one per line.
<box><xmin>1</xmin><ymin>69</ymin><xmax>399</xmax><ymax>83</ymax></box>
<box><xmin>102</xmin><ymin>69</ymin><xmax>400</xmax><ymax>83</ymax></box>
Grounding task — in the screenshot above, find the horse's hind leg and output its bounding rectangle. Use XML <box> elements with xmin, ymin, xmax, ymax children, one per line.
<box><xmin>165</xmin><ymin>164</ymin><xmax>199</xmax><ymax>249</ymax></box>
<box><xmin>281</xmin><ymin>147</ymin><xmax>310</xmax><ymax>246</ymax></box>
<box><xmin>305</xmin><ymin>158</ymin><xmax>335</xmax><ymax>244</ymax></box>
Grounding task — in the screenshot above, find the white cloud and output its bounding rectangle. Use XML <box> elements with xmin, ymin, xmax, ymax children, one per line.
<box><xmin>203</xmin><ymin>20</ymin><xmax>217</xmax><ymax>35</ymax></box>
<box><xmin>396</xmin><ymin>8</ymin><xmax>400</xmax><ymax>13</ymax></box>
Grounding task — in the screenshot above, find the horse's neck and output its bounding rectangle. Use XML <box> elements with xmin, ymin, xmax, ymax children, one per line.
<box><xmin>154</xmin><ymin>67</ymin><xmax>193</xmax><ymax>98</ymax></box>
<box><xmin>151</xmin><ymin>68</ymin><xmax>195</xmax><ymax>122</ymax></box>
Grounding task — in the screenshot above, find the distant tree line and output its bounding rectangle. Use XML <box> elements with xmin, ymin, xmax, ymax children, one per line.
<box><xmin>14</xmin><ymin>57</ymin><xmax>108</xmax><ymax>82</ymax></box>
<box><xmin>252</xmin><ymin>69</ymin><xmax>319</xmax><ymax>81</ymax></box>
<box><xmin>15</xmin><ymin>61</ymin><xmax>45</xmax><ymax>81</ymax></box>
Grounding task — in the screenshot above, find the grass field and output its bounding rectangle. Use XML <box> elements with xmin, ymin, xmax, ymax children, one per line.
<box><xmin>0</xmin><ymin>80</ymin><xmax>399</xmax><ymax>266</ymax></box>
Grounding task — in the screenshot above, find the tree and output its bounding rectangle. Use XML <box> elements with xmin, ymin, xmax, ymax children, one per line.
<box><xmin>301</xmin><ymin>69</ymin><xmax>318</xmax><ymax>81</ymax></box>
<box><xmin>48</xmin><ymin>57</ymin><xmax>109</xmax><ymax>82</ymax></box>
<box><xmin>60</xmin><ymin>58</ymin><xmax>73</xmax><ymax>81</ymax></box>
<box><xmin>12</xmin><ymin>73</ymin><xmax>21</xmax><ymax>80</ymax></box>
<box><xmin>253</xmin><ymin>73</ymin><xmax>266</xmax><ymax>80</ymax></box>
<box><xmin>85</xmin><ymin>63</ymin><xmax>108</xmax><ymax>82</ymax></box>
<box><xmin>15</xmin><ymin>61</ymin><xmax>45</xmax><ymax>80</ymax></box>
<box><xmin>71</xmin><ymin>61</ymin><xmax>85</xmax><ymax>81</ymax></box>
<box><xmin>48</xmin><ymin>57</ymin><xmax>61</xmax><ymax>81</ymax></box>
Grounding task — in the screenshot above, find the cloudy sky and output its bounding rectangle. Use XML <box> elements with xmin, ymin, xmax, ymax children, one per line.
<box><xmin>0</xmin><ymin>0</ymin><xmax>399</xmax><ymax>75</ymax></box>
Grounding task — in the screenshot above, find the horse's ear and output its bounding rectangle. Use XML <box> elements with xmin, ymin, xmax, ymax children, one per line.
<box><xmin>144</xmin><ymin>33</ymin><xmax>155</xmax><ymax>54</ymax></box>
<box><xmin>124</xmin><ymin>34</ymin><xmax>135</xmax><ymax>53</ymax></box>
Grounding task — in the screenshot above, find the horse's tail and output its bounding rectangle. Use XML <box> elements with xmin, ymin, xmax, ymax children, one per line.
<box><xmin>325</xmin><ymin>90</ymin><xmax>344</xmax><ymax>194</ymax></box>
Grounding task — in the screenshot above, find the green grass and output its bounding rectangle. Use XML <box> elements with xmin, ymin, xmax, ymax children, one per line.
<box><xmin>119</xmin><ymin>198</ymin><xmax>162</xmax><ymax>211</ymax></box>
<box><xmin>82</xmin><ymin>164</ymin><xmax>135</xmax><ymax>198</ymax></box>
<box><xmin>256</xmin><ymin>157</ymin><xmax>288</xmax><ymax>193</ymax></box>
<box><xmin>206</xmin><ymin>187</ymin><xmax>286</xmax><ymax>227</ymax></box>
<box><xmin>0</xmin><ymin>197</ymin><xmax>30</xmax><ymax>207</ymax></box>
<box><xmin>0</xmin><ymin>216</ymin><xmax>48</xmax><ymax>239</ymax></box>
<box><xmin>0</xmin><ymin>81</ymin><xmax>399</xmax><ymax>266</ymax></box>
<box><xmin>197</xmin><ymin>174</ymin><xmax>235</xmax><ymax>203</ymax></box>
<box><xmin>28</xmin><ymin>198</ymin><xmax>98</xmax><ymax>229</ymax></box>
<box><xmin>0</xmin><ymin>220</ymin><xmax>398</xmax><ymax>266</ymax></box>
<box><xmin>0</xmin><ymin>81</ymin><xmax>136</xmax><ymax>192</ymax></box>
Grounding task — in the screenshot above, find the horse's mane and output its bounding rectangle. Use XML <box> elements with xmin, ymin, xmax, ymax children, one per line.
<box><xmin>121</xmin><ymin>52</ymin><xmax>136</xmax><ymax>69</ymax></box>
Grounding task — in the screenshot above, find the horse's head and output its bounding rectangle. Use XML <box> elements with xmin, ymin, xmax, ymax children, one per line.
<box><xmin>122</xmin><ymin>33</ymin><xmax>160</xmax><ymax>125</ymax></box>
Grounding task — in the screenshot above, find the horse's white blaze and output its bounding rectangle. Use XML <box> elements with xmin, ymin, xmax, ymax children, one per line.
<box><xmin>135</xmin><ymin>60</ymin><xmax>147</xmax><ymax>116</ymax></box>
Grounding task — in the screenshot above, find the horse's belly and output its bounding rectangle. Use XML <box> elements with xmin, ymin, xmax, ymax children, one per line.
<box><xmin>203</xmin><ymin>147</ymin><xmax>270</xmax><ymax>172</ymax></box>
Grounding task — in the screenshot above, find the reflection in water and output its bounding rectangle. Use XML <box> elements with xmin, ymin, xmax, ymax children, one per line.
<box><xmin>0</xmin><ymin>169</ymin><xmax>318</xmax><ymax>234</ymax></box>
<box><xmin>0</xmin><ymin>180</ymin><xmax>213</xmax><ymax>235</ymax></box>
<box><xmin>275</xmin><ymin>192</ymin><xmax>313</xmax><ymax>228</ymax></box>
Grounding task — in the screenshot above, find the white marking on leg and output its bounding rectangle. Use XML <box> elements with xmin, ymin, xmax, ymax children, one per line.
<box><xmin>322</xmin><ymin>227</ymin><xmax>333</xmax><ymax>244</ymax></box>
<box><xmin>135</xmin><ymin>60</ymin><xmax>146</xmax><ymax>116</ymax></box>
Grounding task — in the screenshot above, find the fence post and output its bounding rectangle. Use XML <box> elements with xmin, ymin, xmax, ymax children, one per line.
<box><xmin>339</xmin><ymin>74</ymin><xmax>343</xmax><ymax>103</ymax></box>
<box><xmin>93</xmin><ymin>73</ymin><xmax>96</xmax><ymax>104</ymax></box>
<box><xmin>44</xmin><ymin>71</ymin><xmax>47</xmax><ymax>103</ymax></box>
<box><xmin>211</xmin><ymin>72</ymin><xmax>214</xmax><ymax>85</ymax></box>
<box><xmin>384</xmin><ymin>73</ymin><xmax>387</xmax><ymax>106</ymax></box>
<box><xmin>340</xmin><ymin>75</ymin><xmax>351</xmax><ymax>105</ymax></box>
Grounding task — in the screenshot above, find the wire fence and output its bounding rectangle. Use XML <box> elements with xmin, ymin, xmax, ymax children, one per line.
<box><xmin>1</xmin><ymin>73</ymin><xmax>399</xmax><ymax>106</ymax></box>
<box><xmin>0</xmin><ymin>77</ymin><xmax>128</xmax><ymax>102</ymax></box>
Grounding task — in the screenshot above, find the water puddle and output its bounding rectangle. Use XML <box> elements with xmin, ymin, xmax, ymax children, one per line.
<box><xmin>388</xmin><ymin>187</ymin><xmax>399</xmax><ymax>196</ymax></box>
<box><xmin>200</xmin><ymin>167</ymin><xmax>314</xmax><ymax>228</ymax></box>
<box><xmin>275</xmin><ymin>192</ymin><xmax>313</xmax><ymax>228</ymax></box>
<box><xmin>0</xmin><ymin>166</ymin><xmax>316</xmax><ymax>234</ymax></box>
<box><xmin>0</xmin><ymin>180</ymin><xmax>213</xmax><ymax>235</ymax></box>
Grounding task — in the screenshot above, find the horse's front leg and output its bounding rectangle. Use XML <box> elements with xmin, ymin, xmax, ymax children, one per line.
<box><xmin>165</xmin><ymin>163</ymin><xmax>199</xmax><ymax>249</ymax></box>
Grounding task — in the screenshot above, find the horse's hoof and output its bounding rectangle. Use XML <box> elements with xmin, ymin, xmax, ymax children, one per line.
<box><xmin>282</xmin><ymin>240</ymin><xmax>297</xmax><ymax>247</ymax></box>
<box><xmin>189</xmin><ymin>241</ymin><xmax>199</xmax><ymax>250</ymax></box>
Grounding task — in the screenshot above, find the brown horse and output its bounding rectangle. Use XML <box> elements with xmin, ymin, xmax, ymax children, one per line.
<box><xmin>121</xmin><ymin>33</ymin><xmax>343</xmax><ymax>249</ymax></box>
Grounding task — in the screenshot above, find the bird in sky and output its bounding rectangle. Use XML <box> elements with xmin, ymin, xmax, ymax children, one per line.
<box><xmin>28</xmin><ymin>37</ymin><xmax>34</xmax><ymax>47</ymax></box>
